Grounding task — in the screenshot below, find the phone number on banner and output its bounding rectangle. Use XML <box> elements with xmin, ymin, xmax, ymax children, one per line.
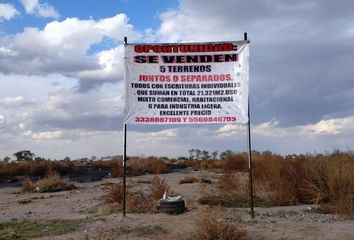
<box><xmin>134</xmin><ymin>116</ymin><xmax>236</xmax><ymax>123</ymax></box>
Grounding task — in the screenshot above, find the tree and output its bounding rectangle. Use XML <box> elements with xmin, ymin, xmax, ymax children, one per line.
<box><xmin>3</xmin><ymin>156</ymin><xmax>10</xmax><ymax>162</ymax></box>
<box><xmin>13</xmin><ymin>150</ymin><xmax>35</xmax><ymax>161</ymax></box>
<box><xmin>195</xmin><ymin>149</ymin><xmax>202</xmax><ymax>160</ymax></box>
<box><xmin>188</xmin><ymin>148</ymin><xmax>203</xmax><ymax>160</ymax></box>
<box><xmin>219</xmin><ymin>150</ymin><xmax>234</xmax><ymax>160</ymax></box>
<box><xmin>34</xmin><ymin>157</ymin><xmax>45</xmax><ymax>162</ymax></box>
<box><xmin>211</xmin><ymin>151</ymin><xmax>218</xmax><ymax>160</ymax></box>
<box><xmin>201</xmin><ymin>150</ymin><xmax>210</xmax><ymax>159</ymax></box>
<box><xmin>188</xmin><ymin>149</ymin><xmax>195</xmax><ymax>159</ymax></box>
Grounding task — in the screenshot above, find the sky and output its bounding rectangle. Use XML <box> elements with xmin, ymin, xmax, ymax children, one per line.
<box><xmin>0</xmin><ymin>0</ymin><xmax>354</xmax><ymax>160</ymax></box>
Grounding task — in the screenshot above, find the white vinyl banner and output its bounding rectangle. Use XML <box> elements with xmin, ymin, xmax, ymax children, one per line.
<box><xmin>124</xmin><ymin>41</ymin><xmax>249</xmax><ymax>124</ymax></box>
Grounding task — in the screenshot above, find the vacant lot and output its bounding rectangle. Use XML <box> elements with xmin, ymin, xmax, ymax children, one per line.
<box><xmin>0</xmin><ymin>153</ymin><xmax>354</xmax><ymax>239</ymax></box>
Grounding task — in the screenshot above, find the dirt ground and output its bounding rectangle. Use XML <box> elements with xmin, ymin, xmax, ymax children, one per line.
<box><xmin>1</xmin><ymin>168</ymin><xmax>353</xmax><ymax>240</ymax></box>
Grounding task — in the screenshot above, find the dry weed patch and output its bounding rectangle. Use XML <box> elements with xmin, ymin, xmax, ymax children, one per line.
<box><xmin>92</xmin><ymin>159</ymin><xmax>123</xmax><ymax>177</ymax></box>
<box><xmin>0</xmin><ymin>160</ymin><xmax>80</xmax><ymax>180</ymax></box>
<box><xmin>197</xmin><ymin>151</ymin><xmax>354</xmax><ymax>217</ymax></box>
<box><xmin>188</xmin><ymin>207</ymin><xmax>249</xmax><ymax>240</ymax></box>
<box><xmin>179</xmin><ymin>176</ymin><xmax>199</xmax><ymax>184</ymax></box>
<box><xmin>129</xmin><ymin>157</ymin><xmax>169</xmax><ymax>176</ymax></box>
<box><xmin>250</xmin><ymin>151</ymin><xmax>353</xmax><ymax>216</ymax></box>
<box><xmin>0</xmin><ymin>219</ymin><xmax>85</xmax><ymax>240</ymax></box>
<box><xmin>102</xmin><ymin>175</ymin><xmax>170</xmax><ymax>213</ymax></box>
<box><xmin>21</xmin><ymin>173</ymin><xmax>76</xmax><ymax>193</ymax></box>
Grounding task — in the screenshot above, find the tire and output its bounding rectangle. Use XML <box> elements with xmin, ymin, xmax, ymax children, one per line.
<box><xmin>158</xmin><ymin>199</ymin><xmax>186</xmax><ymax>214</ymax></box>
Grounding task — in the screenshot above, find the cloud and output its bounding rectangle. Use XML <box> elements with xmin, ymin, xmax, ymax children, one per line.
<box><xmin>154</xmin><ymin>0</ymin><xmax>354</xmax><ymax>129</ymax></box>
<box><xmin>0</xmin><ymin>14</ymin><xmax>140</xmax><ymax>91</ymax></box>
<box><xmin>29</xmin><ymin>86</ymin><xmax>124</xmax><ymax>132</ymax></box>
<box><xmin>218</xmin><ymin>115</ymin><xmax>354</xmax><ymax>139</ymax></box>
<box><xmin>217</xmin><ymin>124</ymin><xmax>244</xmax><ymax>137</ymax></box>
<box><xmin>32</xmin><ymin>130</ymin><xmax>64</xmax><ymax>140</ymax></box>
<box><xmin>21</xmin><ymin>0</ymin><xmax>37</xmax><ymax>12</ymax></box>
<box><xmin>0</xmin><ymin>114</ymin><xmax>4</xmax><ymax>124</ymax></box>
<box><xmin>0</xmin><ymin>96</ymin><xmax>25</xmax><ymax>107</ymax></box>
<box><xmin>0</xmin><ymin>47</ymin><xmax>18</xmax><ymax>57</ymax></box>
<box><xmin>299</xmin><ymin>116</ymin><xmax>354</xmax><ymax>135</ymax></box>
<box><xmin>75</xmin><ymin>46</ymin><xmax>125</xmax><ymax>92</ymax></box>
<box><xmin>0</xmin><ymin>3</ymin><xmax>20</xmax><ymax>20</ymax></box>
<box><xmin>20</xmin><ymin>0</ymin><xmax>59</xmax><ymax>18</ymax></box>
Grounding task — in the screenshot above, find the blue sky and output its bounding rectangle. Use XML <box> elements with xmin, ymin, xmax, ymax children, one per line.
<box><xmin>0</xmin><ymin>0</ymin><xmax>354</xmax><ymax>159</ymax></box>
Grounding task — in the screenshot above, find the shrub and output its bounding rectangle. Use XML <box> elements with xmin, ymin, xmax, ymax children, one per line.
<box><xmin>21</xmin><ymin>178</ymin><xmax>35</xmax><ymax>193</ymax></box>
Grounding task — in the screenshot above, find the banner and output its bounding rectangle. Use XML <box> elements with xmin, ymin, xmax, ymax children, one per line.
<box><xmin>124</xmin><ymin>41</ymin><xmax>249</xmax><ymax>124</ymax></box>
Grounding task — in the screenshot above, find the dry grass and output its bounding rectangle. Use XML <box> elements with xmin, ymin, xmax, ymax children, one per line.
<box><xmin>149</xmin><ymin>175</ymin><xmax>169</xmax><ymax>200</ymax></box>
<box><xmin>21</xmin><ymin>173</ymin><xmax>76</xmax><ymax>193</ymax></box>
<box><xmin>217</xmin><ymin>173</ymin><xmax>249</xmax><ymax>202</ymax></box>
<box><xmin>182</xmin><ymin>154</ymin><xmax>247</xmax><ymax>172</ymax></box>
<box><xmin>196</xmin><ymin>151</ymin><xmax>354</xmax><ymax>217</ymax></box>
<box><xmin>179</xmin><ymin>176</ymin><xmax>199</xmax><ymax>184</ymax></box>
<box><xmin>222</xmin><ymin>154</ymin><xmax>248</xmax><ymax>173</ymax></box>
<box><xmin>188</xmin><ymin>207</ymin><xmax>249</xmax><ymax>240</ymax></box>
<box><xmin>89</xmin><ymin>157</ymin><xmax>169</xmax><ymax>178</ymax></box>
<box><xmin>128</xmin><ymin>157</ymin><xmax>169</xmax><ymax>176</ymax></box>
<box><xmin>21</xmin><ymin>178</ymin><xmax>35</xmax><ymax>193</ymax></box>
<box><xmin>198</xmin><ymin>173</ymin><xmax>251</xmax><ymax>207</ymax></box>
<box><xmin>102</xmin><ymin>182</ymin><xmax>124</xmax><ymax>204</ymax></box>
<box><xmin>183</xmin><ymin>159</ymin><xmax>224</xmax><ymax>170</ymax></box>
<box><xmin>92</xmin><ymin>159</ymin><xmax>124</xmax><ymax>177</ymax></box>
<box><xmin>252</xmin><ymin>155</ymin><xmax>297</xmax><ymax>206</ymax></box>
<box><xmin>0</xmin><ymin>157</ymin><xmax>168</xmax><ymax>181</ymax></box>
<box><xmin>102</xmin><ymin>175</ymin><xmax>170</xmax><ymax>213</ymax></box>
<box><xmin>0</xmin><ymin>160</ymin><xmax>80</xmax><ymax>180</ymax></box>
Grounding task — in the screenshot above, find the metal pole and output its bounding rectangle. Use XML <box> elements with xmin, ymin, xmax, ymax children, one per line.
<box><xmin>244</xmin><ymin>32</ymin><xmax>255</xmax><ymax>218</ymax></box>
<box><xmin>123</xmin><ymin>36</ymin><xmax>128</xmax><ymax>217</ymax></box>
